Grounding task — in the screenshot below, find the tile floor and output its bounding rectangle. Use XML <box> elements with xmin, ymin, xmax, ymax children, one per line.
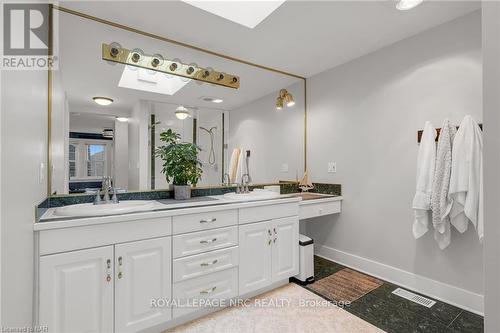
<box><xmin>296</xmin><ymin>256</ymin><xmax>484</xmax><ymax>333</ymax></box>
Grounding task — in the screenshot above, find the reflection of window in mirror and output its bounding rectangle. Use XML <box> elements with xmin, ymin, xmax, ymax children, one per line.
<box><xmin>86</xmin><ymin>144</ymin><xmax>106</xmax><ymax>178</ymax></box>
<box><xmin>68</xmin><ymin>144</ymin><xmax>77</xmax><ymax>179</ymax></box>
<box><xmin>68</xmin><ymin>140</ymin><xmax>112</xmax><ymax>180</ymax></box>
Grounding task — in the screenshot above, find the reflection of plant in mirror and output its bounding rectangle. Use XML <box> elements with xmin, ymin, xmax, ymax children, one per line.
<box><xmin>155</xmin><ymin>129</ymin><xmax>203</xmax><ymax>186</ymax></box>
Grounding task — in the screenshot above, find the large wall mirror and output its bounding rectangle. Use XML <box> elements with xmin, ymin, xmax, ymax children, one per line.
<box><xmin>49</xmin><ymin>7</ymin><xmax>305</xmax><ymax>195</ymax></box>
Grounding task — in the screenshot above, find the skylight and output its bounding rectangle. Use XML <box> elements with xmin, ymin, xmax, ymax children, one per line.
<box><xmin>118</xmin><ymin>66</ymin><xmax>191</xmax><ymax>95</ymax></box>
<box><xmin>181</xmin><ymin>0</ymin><xmax>286</xmax><ymax>29</ymax></box>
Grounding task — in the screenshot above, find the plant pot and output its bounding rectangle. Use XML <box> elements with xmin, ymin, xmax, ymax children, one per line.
<box><xmin>174</xmin><ymin>185</ymin><xmax>192</xmax><ymax>200</ymax></box>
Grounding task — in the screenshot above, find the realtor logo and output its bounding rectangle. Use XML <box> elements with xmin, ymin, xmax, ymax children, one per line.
<box><xmin>2</xmin><ymin>3</ymin><xmax>56</xmax><ymax>70</ymax></box>
<box><xmin>3</xmin><ymin>3</ymin><xmax>49</xmax><ymax>55</ymax></box>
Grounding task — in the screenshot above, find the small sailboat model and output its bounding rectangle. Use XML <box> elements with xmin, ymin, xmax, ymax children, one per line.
<box><xmin>299</xmin><ymin>171</ymin><xmax>314</xmax><ymax>192</ymax></box>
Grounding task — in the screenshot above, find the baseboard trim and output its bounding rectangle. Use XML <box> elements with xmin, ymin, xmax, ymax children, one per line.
<box><xmin>315</xmin><ymin>244</ymin><xmax>484</xmax><ymax>315</ymax></box>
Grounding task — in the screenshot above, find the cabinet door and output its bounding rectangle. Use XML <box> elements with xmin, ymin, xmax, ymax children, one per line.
<box><xmin>238</xmin><ymin>221</ymin><xmax>272</xmax><ymax>295</ymax></box>
<box><xmin>115</xmin><ymin>237</ymin><xmax>172</xmax><ymax>333</ymax></box>
<box><xmin>39</xmin><ymin>246</ymin><xmax>114</xmax><ymax>333</ymax></box>
<box><xmin>272</xmin><ymin>216</ymin><xmax>299</xmax><ymax>282</ymax></box>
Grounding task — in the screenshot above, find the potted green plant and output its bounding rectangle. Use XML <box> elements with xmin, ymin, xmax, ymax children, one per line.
<box><xmin>155</xmin><ymin>128</ymin><xmax>203</xmax><ymax>200</ymax></box>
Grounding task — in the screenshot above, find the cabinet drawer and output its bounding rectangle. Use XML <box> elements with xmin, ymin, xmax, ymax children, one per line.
<box><xmin>239</xmin><ymin>202</ymin><xmax>299</xmax><ymax>224</ymax></box>
<box><xmin>172</xmin><ymin>226</ymin><xmax>238</xmax><ymax>258</ymax></box>
<box><xmin>173</xmin><ymin>246</ymin><xmax>239</xmax><ymax>283</ymax></box>
<box><xmin>172</xmin><ymin>209</ymin><xmax>238</xmax><ymax>235</ymax></box>
<box><xmin>299</xmin><ymin>200</ymin><xmax>341</xmax><ymax>220</ymax></box>
<box><xmin>173</xmin><ymin>267</ymin><xmax>238</xmax><ymax>318</ymax></box>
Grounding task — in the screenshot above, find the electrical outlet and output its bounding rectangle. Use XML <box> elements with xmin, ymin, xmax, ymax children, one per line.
<box><xmin>281</xmin><ymin>163</ymin><xmax>289</xmax><ymax>173</ymax></box>
<box><xmin>328</xmin><ymin>162</ymin><xmax>337</xmax><ymax>173</ymax></box>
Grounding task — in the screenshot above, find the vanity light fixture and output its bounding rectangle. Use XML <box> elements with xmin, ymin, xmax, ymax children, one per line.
<box><xmin>175</xmin><ymin>106</ymin><xmax>191</xmax><ymax>120</ymax></box>
<box><xmin>116</xmin><ymin>117</ymin><xmax>128</xmax><ymax>122</ymax></box>
<box><xmin>396</xmin><ymin>0</ymin><xmax>424</xmax><ymax>10</ymax></box>
<box><xmin>93</xmin><ymin>96</ymin><xmax>114</xmax><ymax>106</ymax></box>
<box><xmin>102</xmin><ymin>43</ymin><xmax>240</xmax><ymax>89</ymax></box>
<box><xmin>275</xmin><ymin>89</ymin><xmax>294</xmax><ymax>110</ymax></box>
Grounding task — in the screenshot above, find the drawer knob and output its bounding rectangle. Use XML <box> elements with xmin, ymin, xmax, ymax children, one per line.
<box><xmin>200</xmin><ymin>259</ymin><xmax>219</xmax><ymax>267</ymax></box>
<box><xmin>200</xmin><ymin>238</ymin><xmax>217</xmax><ymax>244</ymax></box>
<box><xmin>200</xmin><ymin>218</ymin><xmax>217</xmax><ymax>223</ymax></box>
<box><xmin>106</xmin><ymin>274</ymin><xmax>111</xmax><ymax>282</ymax></box>
<box><xmin>200</xmin><ymin>286</ymin><xmax>217</xmax><ymax>294</ymax></box>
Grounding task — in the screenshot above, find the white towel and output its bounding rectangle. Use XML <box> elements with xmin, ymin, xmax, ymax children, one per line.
<box><xmin>235</xmin><ymin>148</ymin><xmax>246</xmax><ymax>183</ymax></box>
<box><xmin>431</xmin><ymin>119</ymin><xmax>456</xmax><ymax>250</ymax></box>
<box><xmin>448</xmin><ymin>115</ymin><xmax>483</xmax><ymax>242</ymax></box>
<box><xmin>412</xmin><ymin>121</ymin><xmax>436</xmax><ymax>239</ymax></box>
<box><xmin>228</xmin><ymin>148</ymin><xmax>241</xmax><ymax>184</ymax></box>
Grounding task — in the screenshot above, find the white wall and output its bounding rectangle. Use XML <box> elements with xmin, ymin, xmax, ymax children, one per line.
<box><xmin>128</xmin><ymin>100</ymin><xmax>150</xmax><ymax>190</ymax></box>
<box><xmin>306</xmin><ymin>12</ymin><xmax>483</xmax><ymax>312</ymax></box>
<box><xmin>51</xmin><ymin>70</ymin><xmax>69</xmax><ymax>195</ymax></box>
<box><xmin>482</xmin><ymin>3</ymin><xmax>500</xmax><ymax>331</ymax></box>
<box><xmin>114</xmin><ymin>119</ymin><xmax>129</xmax><ymax>190</ymax></box>
<box><xmin>229</xmin><ymin>81</ymin><xmax>305</xmax><ymax>184</ymax></box>
<box><xmin>1</xmin><ymin>69</ymin><xmax>48</xmax><ymax>325</ymax></box>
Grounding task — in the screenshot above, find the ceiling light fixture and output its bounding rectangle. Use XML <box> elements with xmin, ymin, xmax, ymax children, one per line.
<box><xmin>175</xmin><ymin>106</ymin><xmax>191</xmax><ymax>120</ymax></box>
<box><xmin>93</xmin><ymin>96</ymin><xmax>114</xmax><ymax>106</ymax></box>
<box><xmin>276</xmin><ymin>89</ymin><xmax>294</xmax><ymax>110</ymax></box>
<box><xmin>116</xmin><ymin>117</ymin><xmax>128</xmax><ymax>122</ymax></box>
<box><xmin>396</xmin><ymin>0</ymin><xmax>424</xmax><ymax>11</ymax></box>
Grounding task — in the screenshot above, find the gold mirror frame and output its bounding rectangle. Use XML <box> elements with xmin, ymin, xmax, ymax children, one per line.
<box><xmin>47</xmin><ymin>4</ymin><xmax>308</xmax><ymax>196</ymax></box>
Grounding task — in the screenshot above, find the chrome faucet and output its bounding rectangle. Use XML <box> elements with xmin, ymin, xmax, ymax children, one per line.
<box><xmin>94</xmin><ymin>176</ymin><xmax>119</xmax><ymax>205</ymax></box>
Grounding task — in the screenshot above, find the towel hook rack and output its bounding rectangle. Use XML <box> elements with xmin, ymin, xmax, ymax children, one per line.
<box><xmin>417</xmin><ymin>123</ymin><xmax>483</xmax><ymax>143</ymax></box>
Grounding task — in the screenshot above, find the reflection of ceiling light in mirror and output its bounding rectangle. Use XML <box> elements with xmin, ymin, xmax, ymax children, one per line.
<box><xmin>93</xmin><ymin>97</ymin><xmax>114</xmax><ymax>106</ymax></box>
<box><xmin>181</xmin><ymin>0</ymin><xmax>286</xmax><ymax>28</ymax></box>
<box><xmin>175</xmin><ymin>106</ymin><xmax>191</xmax><ymax>120</ymax></box>
<box><xmin>201</xmin><ymin>96</ymin><xmax>224</xmax><ymax>104</ymax></box>
<box><xmin>396</xmin><ymin>0</ymin><xmax>424</xmax><ymax>10</ymax></box>
<box><xmin>118</xmin><ymin>66</ymin><xmax>190</xmax><ymax>95</ymax></box>
<box><xmin>116</xmin><ymin>117</ymin><xmax>128</xmax><ymax>122</ymax></box>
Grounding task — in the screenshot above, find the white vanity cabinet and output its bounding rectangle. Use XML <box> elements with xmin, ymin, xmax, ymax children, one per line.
<box><xmin>114</xmin><ymin>237</ymin><xmax>172</xmax><ymax>333</ymax></box>
<box><xmin>39</xmin><ymin>246</ymin><xmax>114</xmax><ymax>333</ymax></box>
<box><xmin>238</xmin><ymin>216</ymin><xmax>299</xmax><ymax>295</ymax></box>
<box><xmin>36</xmin><ymin>198</ymin><xmax>303</xmax><ymax>333</ymax></box>
<box><xmin>38</xmin><ymin>236</ymin><xmax>172</xmax><ymax>333</ymax></box>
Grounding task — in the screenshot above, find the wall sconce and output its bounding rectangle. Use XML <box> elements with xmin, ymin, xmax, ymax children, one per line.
<box><xmin>276</xmin><ymin>89</ymin><xmax>295</xmax><ymax>110</ymax></box>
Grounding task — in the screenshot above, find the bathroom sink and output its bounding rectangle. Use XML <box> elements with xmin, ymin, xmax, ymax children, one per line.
<box><xmin>53</xmin><ymin>200</ymin><xmax>157</xmax><ymax>217</ymax></box>
<box><xmin>222</xmin><ymin>190</ymin><xmax>280</xmax><ymax>202</ymax></box>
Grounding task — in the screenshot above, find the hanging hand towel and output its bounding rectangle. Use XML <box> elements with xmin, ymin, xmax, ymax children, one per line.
<box><xmin>431</xmin><ymin>119</ymin><xmax>456</xmax><ymax>250</ymax></box>
<box><xmin>235</xmin><ymin>147</ymin><xmax>245</xmax><ymax>183</ymax></box>
<box><xmin>229</xmin><ymin>148</ymin><xmax>241</xmax><ymax>184</ymax></box>
<box><xmin>412</xmin><ymin>121</ymin><xmax>436</xmax><ymax>239</ymax></box>
<box><xmin>448</xmin><ymin>115</ymin><xmax>483</xmax><ymax>242</ymax></box>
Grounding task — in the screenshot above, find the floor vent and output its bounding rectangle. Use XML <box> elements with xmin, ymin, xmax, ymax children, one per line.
<box><xmin>391</xmin><ymin>288</ymin><xmax>436</xmax><ymax>308</ymax></box>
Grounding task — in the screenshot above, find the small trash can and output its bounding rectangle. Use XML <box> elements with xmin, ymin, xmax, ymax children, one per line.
<box><xmin>295</xmin><ymin>234</ymin><xmax>314</xmax><ymax>284</ymax></box>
